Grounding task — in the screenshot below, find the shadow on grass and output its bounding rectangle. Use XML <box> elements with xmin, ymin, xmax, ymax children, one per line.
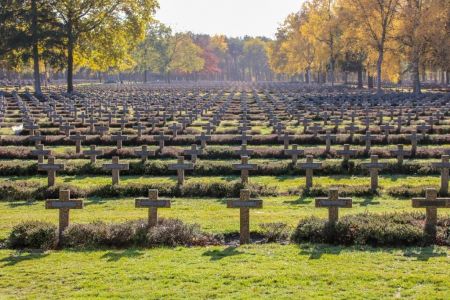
<box><xmin>7</xmin><ymin>201</ymin><xmax>38</xmax><ymax>208</ymax></box>
<box><xmin>298</xmin><ymin>244</ymin><xmax>343</xmax><ymax>259</ymax></box>
<box><xmin>402</xmin><ymin>247</ymin><xmax>448</xmax><ymax>261</ymax></box>
<box><xmin>101</xmin><ymin>249</ymin><xmax>144</xmax><ymax>262</ymax></box>
<box><xmin>283</xmin><ymin>195</ymin><xmax>312</xmax><ymax>205</ymax></box>
<box><xmin>355</xmin><ymin>196</ymin><xmax>380</xmax><ymax>207</ymax></box>
<box><xmin>202</xmin><ymin>246</ymin><xmax>246</xmax><ymax>261</ymax></box>
<box><xmin>0</xmin><ymin>251</ymin><xmax>49</xmax><ymax>266</ymax></box>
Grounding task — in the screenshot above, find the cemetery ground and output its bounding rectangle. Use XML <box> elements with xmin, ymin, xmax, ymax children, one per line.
<box><xmin>0</xmin><ymin>84</ymin><xmax>449</xmax><ymax>298</ymax></box>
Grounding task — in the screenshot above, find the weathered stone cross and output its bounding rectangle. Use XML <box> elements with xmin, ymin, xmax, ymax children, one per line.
<box><xmin>299</xmin><ymin>155</ymin><xmax>322</xmax><ymax>189</ymax></box>
<box><xmin>432</xmin><ymin>155</ymin><xmax>450</xmax><ymax>195</ymax></box>
<box><xmin>111</xmin><ymin>131</ymin><xmax>128</xmax><ymax>149</ymax></box>
<box><xmin>195</xmin><ymin>132</ymin><xmax>211</xmax><ymax>149</ymax></box>
<box><xmin>102</xmin><ymin>156</ymin><xmax>129</xmax><ymax>185</ymax></box>
<box><xmin>284</xmin><ymin>144</ymin><xmax>304</xmax><ymax>164</ymax></box>
<box><xmin>154</xmin><ymin>131</ymin><xmax>170</xmax><ymax>151</ymax></box>
<box><xmin>362</xmin><ymin>155</ymin><xmax>385</xmax><ymax>192</ymax></box>
<box><xmin>183</xmin><ymin>144</ymin><xmax>203</xmax><ymax>163</ymax></box>
<box><xmin>38</xmin><ymin>156</ymin><xmax>64</xmax><ymax>187</ymax></box>
<box><xmin>83</xmin><ymin>145</ymin><xmax>103</xmax><ymax>163</ymax></box>
<box><xmin>315</xmin><ymin>188</ymin><xmax>352</xmax><ymax>223</ymax></box>
<box><xmin>135</xmin><ymin>145</ymin><xmax>155</xmax><ymax>161</ymax></box>
<box><xmin>226</xmin><ymin>189</ymin><xmax>262</xmax><ymax>244</ymax></box>
<box><xmin>135</xmin><ymin>189</ymin><xmax>171</xmax><ymax>227</ymax></box>
<box><xmin>412</xmin><ymin>188</ymin><xmax>450</xmax><ymax>239</ymax></box>
<box><xmin>390</xmin><ymin>144</ymin><xmax>410</xmax><ymax>165</ymax></box>
<box><xmin>233</xmin><ymin>156</ymin><xmax>257</xmax><ymax>184</ymax></box>
<box><xmin>46</xmin><ymin>189</ymin><xmax>83</xmax><ymax>237</ymax></box>
<box><xmin>168</xmin><ymin>156</ymin><xmax>194</xmax><ymax>186</ymax></box>
<box><xmin>31</xmin><ymin>144</ymin><xmax>51</xmax><ymax>163</ymax></box>
<box><xmin>69</xmin><ymin>131</ymin><xmax>86</xmax><ymax>154</ymax></box>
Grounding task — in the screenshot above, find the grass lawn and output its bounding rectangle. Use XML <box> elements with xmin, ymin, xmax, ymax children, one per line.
<box><xmin>1</xmin><ymin>194</ymin><xmax>449</xmax><ymax>240</ymax></box>
<box><xmin>0</xmin><ymin>174</ymin><xmax>442</xmax><ymax>193</ymax></box>
<box><xmin>0</xmin><ymin>245</ymin><xmax>448</xmax><ymax>299</ymax></box>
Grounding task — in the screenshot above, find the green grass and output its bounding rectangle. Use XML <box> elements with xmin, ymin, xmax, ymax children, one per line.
<box><xmin>2</xmin><ymin>194</ymin><xmax>449</xmax><ymax>240</ymax></box>
<box><xmin>0</xmin><ymin>174</ymin><xmax>442</xmax><ymax>192</ymax></box>
<box><xmin>0</xmin><ymin>245</ymin><xmax>448</xmax><ymax>299</ymax></box>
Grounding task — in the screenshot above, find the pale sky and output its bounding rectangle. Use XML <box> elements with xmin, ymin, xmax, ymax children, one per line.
<box><xmin>155</xmin><ymin>0</ymin><xmax>303</xmax><ymax>38</ymax></box>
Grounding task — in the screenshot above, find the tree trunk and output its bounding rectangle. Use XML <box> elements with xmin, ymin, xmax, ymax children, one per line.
<box><xmin>167</xmin><ymin>71</ymin><xmax>171</xmax><ymax>84</ymax></box>
<box><xmin>31</xmin><ymin>0</ymin><xmax>41</xmax><ymax>95</ymax></box>
<box><xmin>447</xmin><ymin>70</ymin><xmax>449</xmax><ymax>85</ymax></box>
<box><xmin>376</xmin><ymin>50</ymin><xmax>383</xmax><ymax>93</ymax></box>
<box><xmin>144</xmin><ymin>70</ymin><xmax>148</xmax><ymax>83</ymax></box>
<box><xmin>412</xmin><ymin>58</ymin><xmax>421</xmax><ymax>94</ymax></box>
<box><xmin>305</xmin><ymin>68</ymin><xmax>310</xmax><ymax>84</ymax></box>
<box><xmin>67</xmin><ymin>19</ymin><xmax>74</xmax><ymax>93</ymax></box>
<box><xmin>368</xmin><ymin>71</ymin><xmax>374</xmax><ymax>89</ymax></box>
<box><xmin>357</xmin><ymin>66</ymin><xmax>363</xmax><ymax>88</ymax></box>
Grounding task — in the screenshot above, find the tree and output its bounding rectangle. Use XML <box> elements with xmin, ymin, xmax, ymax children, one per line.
<box><xmin>50</xmin><ymin>0</ymin><xmax>157</xmax><ymax>92</ymax></box>
<box><xmin>341</xmin><ymin>0</ymin><xmax>400</xmax><ymax>93</ymax></box>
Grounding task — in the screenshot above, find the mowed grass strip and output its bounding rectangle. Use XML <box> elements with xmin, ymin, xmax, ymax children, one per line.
<box><xmin>0</xmin><ymin>174</ymin><xmax>442</xmax><ymax>191</ymax></box>
<box><xmin>0</xmin><ymin>245</ymin><xmax>448</xmax><ymax>299</ymax></box>
<box><xmin>1</xmin><ymin>194</ymin><xmax>448</xmax><ymax>239</ymax></box>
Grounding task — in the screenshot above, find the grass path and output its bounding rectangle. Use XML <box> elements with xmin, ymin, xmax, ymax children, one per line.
<box><xmin>0</xmin><ymin>245</ymin><xmax>448</xmax><ymax>299</ymax></box>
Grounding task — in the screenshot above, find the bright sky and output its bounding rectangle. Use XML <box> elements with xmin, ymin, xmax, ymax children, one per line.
<box><xmin>155</xmin><ymin>0</ymin><xmax>303</xmax><ymax>38</ymax></box>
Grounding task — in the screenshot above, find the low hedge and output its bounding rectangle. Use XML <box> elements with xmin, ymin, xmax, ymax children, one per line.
<box><xmin>0</xmin><ymin>180</ymin><xmax>277</xmax><ymax>201</ymax></box>
<box><xmin>8</xmin><ymin>218</ymin><xmax>219</xmax><ymax>250</ymax></box>
<box><xmin>0</xmin><ymin>158</ymin><xmax>443</xmax><ymax>177</ymax></box>
<box><xmin>2</xmin><ymin>133</ymin><xmax>450</xmax><ymax>147</ymax></box>
<box><xmin>291</xmin><ymin>213</ymin><xmax>450</xmax><ymax>246</ymax></box>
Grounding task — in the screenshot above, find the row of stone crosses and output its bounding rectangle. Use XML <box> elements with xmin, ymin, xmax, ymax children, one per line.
<box><xmin>3</xmin><ymin>88</ymin><xmax>450</xmax><ymax>142</ymax></box>
<box><xmin>46</xmin><ymin>187</ymin><xmax>450</xmax><ymax>244</ymax></box>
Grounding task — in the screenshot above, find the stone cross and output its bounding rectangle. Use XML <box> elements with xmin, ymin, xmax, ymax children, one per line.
<box><xmin>362</xmin><ymin>131</ymin><xmax>376</xmax><ymax>152</ymax></box>
<box><xmin>279</xmin><ymin>132</ymin><xmax>293</xmax><ymax>150</ymax></box>
<box><xmin>195</xmin><ymin>132</ymin><xmax>211</xmax><ymax>149</ymax></box>
<box><xmin>111</xmin><ymin>131</ymin><xmax>128</xmax><ymax>149</ymax></box>
<box><xmin>135</xmin><ymin>145</ymin><xmax>155</xmax><ymax>161</ymax></box>
<box><xmin>226</xmin><ymin>189</ymin><xmax>262</xmax><ymax>244</ymax></box>
<box><xmin>24</xmin><ymin>122</ymin><xmax>39</xmax><ymax>135</ymax></box>
<box><xmin>345</xmin><ymin>124</ymin><xmax>359</xmax><ymax>141</ymax></box>
<box><xmin>133</xmin><ymin>122</ymin><xmax>146</xmax><ymax>138</ymax></box>
<box><xmin>83</xmin><ymin>145</ymin><xmax>103</xmax><ymax>163</ymax></box>
<box><xmin>135</xmin><ymin>189</ymin><xmax>171</xmax><ymax>227</ymax></box>
<box><xmin>46</xmin><ymin>190</ymin><xmax>83</xmax><ymax>237</ymax></box>
<box><xmin>233</xmin><ymin>156</ymin><xmax>257</xmax><ymax>184</ymax></box>
<box><xmin>299</xmin><ymin>155</ymin><xmax>322</xmax><ymax>189</ymax></box>
<box><xmin>390</xmin><ymin>144</ymin><xmax>410</xmax><ymax>165</ymax></box>
<box><xmin>202</xmin><ymin>123</ymin><xmax>215</xmax><ymax>135</ymax></box>
<box><xmin>408</xmin><ymin>130</ymin><xmax>422</xmax><ymax>156</ymax></box>
<box><xmin>154</xmin><ymin>131</ymin><xmax>170</xmax><ymax>151</ymax></box>
<box><xmin>234</xmin><ymin>144</ymin><xmax>254</xmax><ymax>158</ymax></box>
<box><xmin>380</xmin><ymin>124</ymin><xmax>395</xmax><ymax>140</ymax></box>
<box><xmin>60</xmin><ymin>123</ymin><xmax>75</xmax><ymax>137</ymax></box>
<box><xmin>315</xmin><ymin>188</ymin><xmax>352</xmax><ymax>223</ymax></box>
<box><xmin>308</xmin><ymin>124</ymin><xmax>323</xmax><ymax>137</ymax></box>
<box><xmin>321</xmin><ymin>130</ymin><xmax>336</xmax><ymax>153</ymax></box>
<box><xmin>31</xmin><ymin>144</ymin><xmax>51</xmax><ymax>163</ymax></box>
<box><xmin>38</xmin><ymin>156</ymin><xmax>64</xmax><ymax>187</ymax></box>
<box><xmin>362</xmin><ymin>155</ymin><xmax>385</xmax><ymax>192</ymax></box>
<box><xmin>94</xmin><ymin>124</ymin><xmax>109</xmax><ymax>137</ymax></box>
<box><xmin>169</xmin><ymin>123</ymin><xmax>181</xmax><ymax>137</ymax></box>
<box><xmin>416</xmin><ymin>123</ymin><xmax>431</xmax><ymax>137</ymax></box>
<box><xmin>168</xmin><ymin>156</ymin><xmax>194</xmax><ymax>185</ymax></box>
<box><xmin>29</xmin><ymin>131</ymin><xmax>46</xmax><ymax>146</ymax></box>
<box><xmin>69</xmin><ymin>131</ymin><xmax>86</xmax><ymax>154</ymax></box>
<box><xmin>284</xmin><ymin>144</ymin><xmax>304</xmax><ymax>164</ymax></box>
<box><xmin>102</xmin><ymin>156</ymin><xmax>129</xmax><ymax>185</ymax></box>
<box><xmin>431</xmin><ymin>155</ymin><xmax>450</xmax><ymax>195</ymax></box>
<box><xmin>183</xmin><ymin>144</ymin><xmax>203</xmax><ymax>163</ymax></box>
<box><xmin>238</xmin><ymin>131</ymin><xmax>253</xmax><ymax>145</ymax></box>
<box><xmin>412</xmin><ymin>188</ymin><xmax>450</xmax><ymax>239</ymax></box>
<box><xmin>336</xmin><ymin>144</ymin><xmax>356</xmax><ymax>163</ymax></box>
